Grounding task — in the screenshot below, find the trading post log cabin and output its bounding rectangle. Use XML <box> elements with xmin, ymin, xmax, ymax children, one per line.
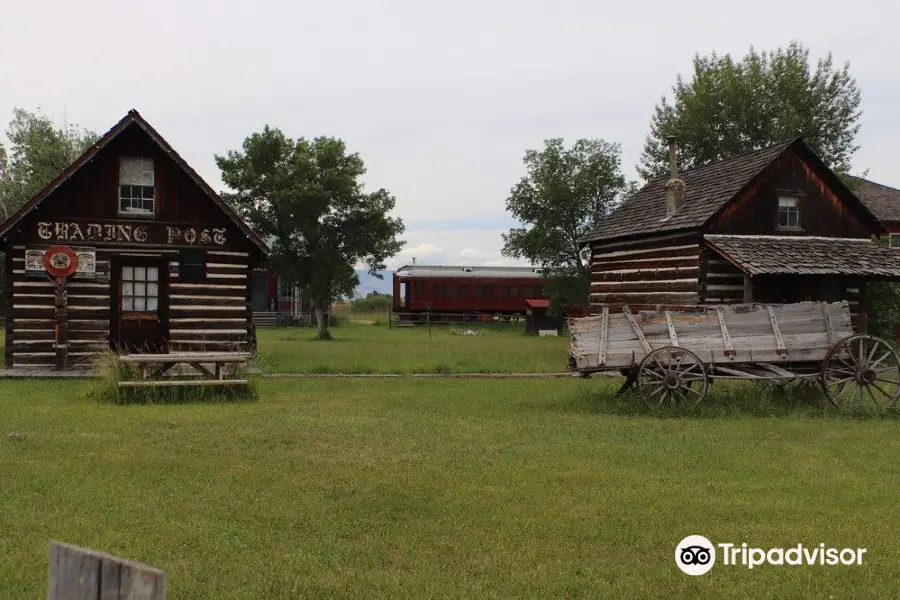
<box><xmin>578</xmin><ymin>137</ymin><xmax>900</xmax><ymax>331</ymax></box>
<box><xmin>0</xmin><ymin>110</ymin><xmax>268</xmax><ymax>370</ymax></box>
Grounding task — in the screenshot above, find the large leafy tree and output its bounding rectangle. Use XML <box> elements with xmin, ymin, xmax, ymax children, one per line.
<box><xmin>638</xmin><ymin>42</ymin><xmax>861</xmax><ymax>179</ymax></box>
<box><xmin>0</xmin><ymin>108</ymin><xmax>96</xmax><ymax>315</ymax></box>
<box><xmin>502</xmin><ymin>138</ymin><xmax>630</xmax><ymax>312</ymax></box>
<box><xmin>0</xmin><ymin>108</ymin><xmax>97</xmax><ymax>220</ymax></box>
<box><xmin>216</xmin><ymin>127</ymin><xmax>404</xmax><ymax>339</ymax></box>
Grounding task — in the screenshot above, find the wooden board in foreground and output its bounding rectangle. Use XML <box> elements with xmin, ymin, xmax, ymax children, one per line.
<box><xmin>48</xmin><ymin>540</ymin><xmax>166</xmax><ymax>599</ymax></box>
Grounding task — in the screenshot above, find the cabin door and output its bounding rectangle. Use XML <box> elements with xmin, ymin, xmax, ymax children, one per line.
<box><xmin>251</xmin><ymin>272</ymin><xmax>268</xmax><ymax>311</ymax></box>
<box><xmin>117</xmin><ymin>260</ymin><xmax>163</xmax><ymax>353</ymax></box>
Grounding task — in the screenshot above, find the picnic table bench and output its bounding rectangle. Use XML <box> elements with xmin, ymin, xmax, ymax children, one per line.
<box><xmin>117</xmin><ymin>352</ymin><xmax>251</xmax><ymax>388</ymax></box>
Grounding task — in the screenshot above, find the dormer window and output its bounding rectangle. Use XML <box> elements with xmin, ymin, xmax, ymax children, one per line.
<box><xmin>119</xmin><ymin>157</ymin><xmax>155</xmax><ymax>215</ymax></box>
<box><xmin>777</xmin><ymin>195</ymin><xmax>800</xmax><ymax>230</ymax></box>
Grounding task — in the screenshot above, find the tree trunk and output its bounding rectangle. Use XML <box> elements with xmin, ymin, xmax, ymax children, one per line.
<box><xmin>314</xmin><ymin>300</ymin><xmax>331</xmax><ymax>340</ymax></box>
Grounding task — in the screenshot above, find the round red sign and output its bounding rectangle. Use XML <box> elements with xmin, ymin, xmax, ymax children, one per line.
<box><xmin>42</xmin><ymin>246</ymin><xmax>79</xmax><ymax>279</ymax></box>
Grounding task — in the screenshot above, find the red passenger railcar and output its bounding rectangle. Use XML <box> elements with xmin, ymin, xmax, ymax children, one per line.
<box><xmin>392</xmin><ymin>265</ymin><xmax>549</xmax><ymax>317</ymax></box>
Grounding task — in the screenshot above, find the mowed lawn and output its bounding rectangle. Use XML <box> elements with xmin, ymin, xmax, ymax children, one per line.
<box><xmin>2</xmin><ymin>378</ymin><xmax>899</xmax><ymax>598</ymax></box>
<box><xmin>256</xmin><ymin>321</ymin><xmax>570</xmax><ymax>373</ymax></box>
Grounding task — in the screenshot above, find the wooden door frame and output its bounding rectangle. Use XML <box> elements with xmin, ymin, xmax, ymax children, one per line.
<box><xmin>109</xmin><ymin>255</ymin><xmax>169</xmax><ymax>352</ymax></box>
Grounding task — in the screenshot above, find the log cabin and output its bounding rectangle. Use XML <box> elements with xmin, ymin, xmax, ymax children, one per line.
<box><xmin>579</xmin><ymin>138</ymin><xmax>900</xmax><ymax>331</ymax></box>
<box><xmin>849</xmin><ymin>177</ymin><xmax>900</xmax><ymax>248</ymax></box>
<box><xmin>0</xmin><ymin>109</ymin><xmax>269</xmax><ymax>370</ymax></box>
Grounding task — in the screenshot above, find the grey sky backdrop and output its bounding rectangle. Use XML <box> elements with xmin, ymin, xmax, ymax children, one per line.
<box><xmin>2</xmin><ymin>0</ymin><xmax>898</xmax><ymax>270</ymax></box>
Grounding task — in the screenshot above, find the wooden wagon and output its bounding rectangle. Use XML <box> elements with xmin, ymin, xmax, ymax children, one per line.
<box><xmin>569</xmin><ymin>302</ymin><xmax>900</xmax><ymax>412</ymax></box>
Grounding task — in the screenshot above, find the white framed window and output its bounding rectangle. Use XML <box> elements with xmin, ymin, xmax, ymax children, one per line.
<box><xmin>119</xmin><ymin>157</ymin><xmax>155</xmax><ymax>215</ymax></box>
<box><xmin>890</xmin><ymin>233</ymin><xmax>900</xmax><ymax>249</ymax></box>
<box><xmin>121</xmin><ymin>265</ymin><xmax>159</xmax><ymax>312</ymax></box>
<box><xmin>777</xmin><ymin>196</ymin><xmax>800</xmax><ymax>229</ymax></box>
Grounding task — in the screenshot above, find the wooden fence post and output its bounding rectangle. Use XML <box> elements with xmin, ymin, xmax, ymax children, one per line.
<box><xmin>48</xmin><ymin>541</ymin><xmax>166</xmax><ymax>600</ymax></box>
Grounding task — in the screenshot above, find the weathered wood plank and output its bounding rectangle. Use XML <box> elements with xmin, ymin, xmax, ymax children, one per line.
<box><xmin>622</xmin><ymin>306</ymin><xmax>651</xmax><ymax>354</ymax></box>
<box><xmin>47</xmin><ymin>541</ymin><xmax>166</xmax><ymax>600</ymax></box>
<box><xmin>571</xmin><ymin>302</ymin><xmax>854</xmax><ymax>371</ymax></box>
<box><xmin>767</xmin><ymin>306</ymin><xmax>787</xmax><ymax>356</ymax></box>
<box><xmin>592</xmin><ymin>256</ymin><xmax>699</xmax><ymax>272</ymax></box>
<box><xmin>664</xmin><ymin>311</ymin><xmax>679</xmax><ymax>347</ymax></box>
<box><xmin>717</xmin><ymin>308</ymin><xmax>735</xmax><ymax>357</ymax></box>
<box><xmin>118</xmin><ymin>379</ymin><xmax>248</xmax><ymax>388</ymax></box>
<box><xmin>598</xmin><ymin>306</ymin><xmax>609</xmax><ymax>365</ymax></box>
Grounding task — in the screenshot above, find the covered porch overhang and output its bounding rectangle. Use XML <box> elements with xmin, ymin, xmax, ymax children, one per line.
<box><xmin>703</xmin><ymin>235</ymin><xmax>900</xmax><ymax>331</ymax></box>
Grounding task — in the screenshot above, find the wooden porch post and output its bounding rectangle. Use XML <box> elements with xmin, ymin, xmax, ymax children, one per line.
<box><xmin>743</xmin><ymin>273</ymin><xmax>753</xmax><ymax>303</ymax></box>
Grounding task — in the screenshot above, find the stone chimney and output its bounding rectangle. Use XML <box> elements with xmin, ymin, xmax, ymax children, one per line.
<box><xmin>664</xmin><ymin>135</ymin><xmax>686</xmax><ymax>218</ymax></box>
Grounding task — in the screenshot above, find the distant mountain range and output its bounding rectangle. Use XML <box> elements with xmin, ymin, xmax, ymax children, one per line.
<box><xmin>354</xmin><ymin>270</ymin><xmax>394</xmax><ymax>297</ymax></box>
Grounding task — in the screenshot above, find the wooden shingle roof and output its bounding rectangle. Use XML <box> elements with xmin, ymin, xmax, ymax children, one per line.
<box><xmin>849</xmin><ymin>177</ymin><xmax>900</xmax><ymax>225</ymax></box>
<box><xmin>705</xmin><ymin>235</ymin><xmax>900</xmax><ymax>277</ymax></box>
<box><xmin>580</xmin><ymin>141</ymin><xmax>797</xmax><ymax>244</ymax></box>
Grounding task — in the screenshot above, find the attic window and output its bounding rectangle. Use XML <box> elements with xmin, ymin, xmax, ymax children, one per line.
<box><xmin>777</xmin><ymin>196</ymin><xmax>800</xmax><ymax>230</ymax></box>
<box><xmin>119</xmin><ymin>157</ymin><xmax>155</xmax><ymax>215</ymax></box>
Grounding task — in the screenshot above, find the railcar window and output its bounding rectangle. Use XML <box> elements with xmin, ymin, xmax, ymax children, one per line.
<box><xmin>414</xmin><ymin>280</ymin><xmax>424</xmax><ymax>293</ymax></box>
<box><xmin>435</xmin><ymin>284</ymin><xmax>445</xmax><ymax>298</ymax></box>
<box><xmin>510</xmin><ymin>287</ymin><xmax>519</xmax><ymax>297</ymax></box>
<box><xmin>476</xmin><ymin>286</ymin><xmax>493</xmax><ymax>297</ymax></box>
<box><xmin>448</xmin><ymin>285</ymin><xmax>459</xmax><ymax>298</ymax></box>
<box><xmin>459</xmin><ymin>285</ymin><xmax>469</xmax><ymax>297</ymax></box>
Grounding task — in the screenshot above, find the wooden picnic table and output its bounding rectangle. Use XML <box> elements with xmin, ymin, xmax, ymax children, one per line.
<box><xmin>118</xmin><ymin>352</ymin><xmax>251</xmax><ymax>387</ymax></box>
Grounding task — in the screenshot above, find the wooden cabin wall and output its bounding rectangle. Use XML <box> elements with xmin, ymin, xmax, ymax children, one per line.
<box><xmin>166</xmin><ymin>249</ymin><xmax>252</xmax><ymax>352</ymax></box>
<box><xmin>6</xmin><ymin>245</ymin><xmax>111</xmax><ymax>369</ymax></box>
<box><xmin>697</xmin><ymin>247</ymin><xmax>745</xmax><ymax>304</ymax></box>
<box><xmin>708</xmin><ymin>152</ymin><xmax>872</xmax><ymax>237</ymax></box>
<box><xmin>32</xmin><ymin>126</ymin><xmax>236</xmax><ymax>229</ymax></box>
<box><xmin>588</xmin><ymin>232</ymin><xmax>702</xmax><ymax>314</ymax></box>
<box><xmin>705</xmin><ymin>152</ymin><xmax>872</xmax><ymax>238</ymax></box>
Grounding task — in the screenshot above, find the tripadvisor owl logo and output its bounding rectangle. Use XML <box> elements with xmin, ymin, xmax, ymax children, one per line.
<box><xmin>675</xmin><ymin>535</ymin><xmax>868</xmax><ymax>574</ymax></box>
<box><xmin>675</xmin><ymin>535</ymin><xmax>716</xmax><ymax>575</ymax></box>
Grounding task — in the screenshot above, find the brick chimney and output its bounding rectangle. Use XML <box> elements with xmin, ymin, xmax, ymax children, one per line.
<box><xmin>665</xmin><ymin>135</ymin><xmax>686</xmax><ymax>218</ymax></box>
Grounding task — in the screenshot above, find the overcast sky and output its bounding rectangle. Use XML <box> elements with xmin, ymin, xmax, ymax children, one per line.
<box><xmin>2</xmin><ymin>0</ymin><xmax>899</xmax><ymax>270</ymax></box>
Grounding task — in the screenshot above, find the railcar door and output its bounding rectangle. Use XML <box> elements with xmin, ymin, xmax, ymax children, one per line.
<box><xmin>117</xmin><ymin>260</ymin><xmax>163</xmax><ymax>352</ymax></box>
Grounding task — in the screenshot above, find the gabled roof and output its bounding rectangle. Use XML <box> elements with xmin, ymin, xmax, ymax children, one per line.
<box><xmin>580</xmin><ymin>140</ymin><xmax>797</xmax><ymax>244</ymax></box>
<box><xmin>0</xmin><ymin>109</ymin><xmax>268</xmax><ymax>254</ymax></box>
<box><xmin>848</xmin><ymin>176</ymin><xmax>900</xmax><ymax>224</ymax></box>
<box><xmin>705</xmin><ymin>234</ymin><xmax>900</xmax><ymax>277</ymax></box>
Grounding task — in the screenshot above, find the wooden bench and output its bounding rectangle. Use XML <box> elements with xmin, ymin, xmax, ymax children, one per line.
<box><xmin>117</xmin><ymin>352</ymin><xmax>251</xmax><ymax>388</ymax></box>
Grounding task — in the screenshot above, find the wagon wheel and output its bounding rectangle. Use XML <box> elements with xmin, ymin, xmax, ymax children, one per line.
<box><xmin>822</xmin><ymin>334</ymin><xmax>900</xmax><ymax>413</ymax></box>
<box><xmin>637</xmin><ymin>347</ymin><xmax>708</xmax><ymax>409</ymax></box>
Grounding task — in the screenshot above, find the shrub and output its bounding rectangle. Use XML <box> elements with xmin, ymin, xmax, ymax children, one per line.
<box><xmin>866</xmin><ymin>281</ymin><xmax>900</xmax><ymax>340</ymax></box>
<box><xmin>348</xmin><ymin>293</ymin><xmax>392</xmax><ymax>314</ymax></box>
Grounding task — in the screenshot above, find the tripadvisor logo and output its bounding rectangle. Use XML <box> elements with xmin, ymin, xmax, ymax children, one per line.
<box><xmin>675</xmin><ymin>536</ymin><xmax>867</xmax><ymax>575</ymax></box>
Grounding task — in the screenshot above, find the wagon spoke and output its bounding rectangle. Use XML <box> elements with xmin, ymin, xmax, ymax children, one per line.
<box><xmin>870</xmin><ymin>381</ymin><xmax>897</xmax><ymax>405</ymax></box>
<box><xmin>826</xmin><ymin>375</ymin><xmax>856</xmax><ymax>387</ymax></box>
<box><xmin>653</xmin><ymin>354</ymin><xmax>666</xmax><ymax>374</ymax></box>
<box><xmin>867</xmin><ymin>341</ymin><xmax>881</xmax><ymax>364</ymax></box>
<box><xmin>870</xmin><ymin>351</ymin><xmax>895</xmax><ymax>370</ymax></box>
<box><xmin>675</xmin><ymin>350</ymin><xmax>686</xmax><ymax>370</ymax></box>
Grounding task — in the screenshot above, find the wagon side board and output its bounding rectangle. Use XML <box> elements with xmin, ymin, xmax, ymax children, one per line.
<box><xmin>569</xmin><ymin>302</ymin><xmax>854</xmax><ymax>373</ymax></box>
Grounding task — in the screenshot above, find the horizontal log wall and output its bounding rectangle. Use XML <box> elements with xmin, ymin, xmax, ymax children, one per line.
<box><xmin>589</xmin><ymin>235</ymin><xmax>701</xmax><ymax>314</ymax></box>
<box><xmin>7</xmin><ymin>245</ymin><xmax>112</xmax><ymax>369</ymax></box>
<box><xmin>167</xmin><ymin>250</ymin><xmax>251</xmax><ymax>352</ymax></box>
<box><xmin>699</xmin><ymin>248</ymin><xmax>745</xmax><ymax>304</ymax></box>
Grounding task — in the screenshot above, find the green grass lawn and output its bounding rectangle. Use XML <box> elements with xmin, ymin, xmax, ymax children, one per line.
<box><xmin>256</xmin><ymin>321</ymin><xmax>570</xmax><ymax>374</ymax></box>
<box><xmin>2</xmin><ymin>378</ymin><xmax>898</xmax><ymax>598</ymax></box>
